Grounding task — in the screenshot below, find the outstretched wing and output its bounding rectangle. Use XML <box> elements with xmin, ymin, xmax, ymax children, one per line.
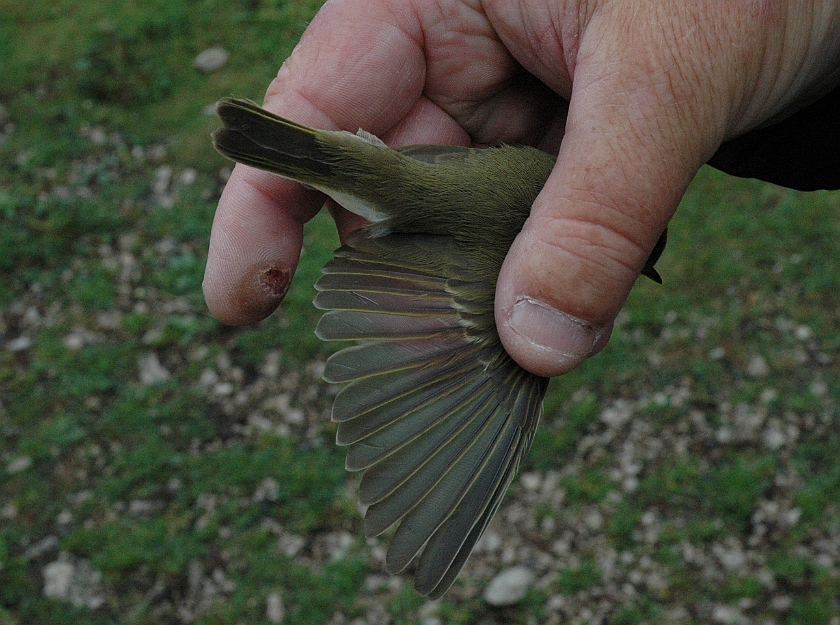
<box><xmin>314</xmin><ymin>234</ymin><xmax>548</xmax><ymax>598</ymax></box>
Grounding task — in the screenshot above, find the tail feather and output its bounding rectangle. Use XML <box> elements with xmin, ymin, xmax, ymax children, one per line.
<box><xmin>212</xmin><ymin>97</ymin><xmax>335</xmax><ymax>181</ymax></box>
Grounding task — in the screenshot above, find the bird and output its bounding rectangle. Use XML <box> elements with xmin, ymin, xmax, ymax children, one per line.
<box><xmin>212</xmin><ymin>97</ymin><xmax>665</xmax><ymax>598</ymax></box>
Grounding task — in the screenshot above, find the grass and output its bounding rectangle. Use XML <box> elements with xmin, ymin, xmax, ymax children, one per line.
<box><xmin>2</xmin><ymin>1</ymin><xmax>840</xmax><ymax>623</ymax></box>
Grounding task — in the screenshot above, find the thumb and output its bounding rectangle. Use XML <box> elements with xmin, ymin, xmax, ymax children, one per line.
<box><xmin>495</xmin><ymin>44</ymin><xmax>717</xmax><ymax>377</ymax></box>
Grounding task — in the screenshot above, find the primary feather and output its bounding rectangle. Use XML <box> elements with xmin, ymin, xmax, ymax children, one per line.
<box><xmin>314</xmin><ymin>235</ymin><xmax>547</xmax><ymax>598</ymax></box>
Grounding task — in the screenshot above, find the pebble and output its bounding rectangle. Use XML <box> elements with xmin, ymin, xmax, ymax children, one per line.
<box><xmin>747</xmin><ymin>355</ymin><xmax>770</xmax><ymax>378</ymax></box>
<box><xmin>6</xmin><ymin>455</ymin><xmax>32</xmax><ymax>474</ymax></box>
<box><xmin>601</xmin><ymin>399</ymin><xmax>634</xmax><ymax>427</ymax></box>
<box><xmin>763</xmin><ymin>427</ymin><xmax>786</xmax><ymax>450</ymax></box>
<box><xmin>194</xmin><ymin>47</ymin><xmax>229</xmax><ymax>72</ymax></box>
<box><xmin>327</xmin><ymin>531</ymin><xmax>354</xmax><ymax>561</ymax></box>
<box><xmin>713</xmin><ymin>542</ymin><xmax>746</xmax><ymax>571</ymax></box>
<box><xmin>712</xmin><ymin>604</ymin><xmax>743</xmax><ymax>624</ymax></box>
<box><xmin>266</xmin><ymin>591</ymin><xmax>285</xmax><ymax>623</ymax></box>
<box><xmin>483</xmin><ymin>565</ymin><xmax>534</xmax><ymax>606</ymax></box>
<box><xmin>138</xmin><ymin>352</ymin><xmax>171</xmax><ymax>385</ymax></box>
<box><xmin>253</xmin><ymin>477</ymin><xmax>279</xmax><ymax>502</ymax></box>
<box><xmin>43</xmin><ymin>555</ymin><xmax>105</xmax><ymax>609</ymax></box>
<box><xmin>6</xmin><ymin>335</ymin><xmax>31</xmax><ymax>352</ymax></box>
<box><xmin>474</xmin><ymin>529</ymin><xmax>502</xmax><ymax>553</ymax></box>
<box><xmin>584</xmin><ymin>508</ymin><xmax>604</xmax><ymax>531</ymax></box>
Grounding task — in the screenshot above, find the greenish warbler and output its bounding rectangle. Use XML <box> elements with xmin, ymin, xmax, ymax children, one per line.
<box><xmin>212</xmin><ymin>97</ymin><xmax>665</xmax><ymax>598</ymax></box>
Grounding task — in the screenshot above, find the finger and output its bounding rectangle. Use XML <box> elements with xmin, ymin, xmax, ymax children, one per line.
<box><xmin>203</xmin><ymin>169</ymin><xmax>321</xmax><ymax>325</ymax></box>
<box><xmin>495</xmin><ymin>18</ymin><xmax>721</xmax><ymax>378</ymax></box>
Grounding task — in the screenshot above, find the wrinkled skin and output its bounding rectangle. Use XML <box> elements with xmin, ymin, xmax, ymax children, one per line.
<box><xmin>203</xmin><ymin>0</ymin><xmax>840</xmax><ymax>377</ymax></box>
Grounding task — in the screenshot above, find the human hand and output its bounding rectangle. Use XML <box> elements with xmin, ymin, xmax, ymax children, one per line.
<box><xmin>203</xmin><ymin>0</ymin><xmax>840</xmax><ymax>377</ymax></box>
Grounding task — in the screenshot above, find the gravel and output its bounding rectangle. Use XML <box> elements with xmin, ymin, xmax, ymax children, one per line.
<box><xmin>5</xmin><ymin>120</ymin><xmax>839</xmax><ymax>624</ymax></box>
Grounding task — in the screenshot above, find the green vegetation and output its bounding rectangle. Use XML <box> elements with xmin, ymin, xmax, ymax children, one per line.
<box><xmin>557</xmin><ymin>560</ymin><xmax>603</xmax><ymax>595</ymax></box>
<box><xmin>2</xmin><ymin>1</ymin><xmax>839</xmax><ymax>623</ymax></box>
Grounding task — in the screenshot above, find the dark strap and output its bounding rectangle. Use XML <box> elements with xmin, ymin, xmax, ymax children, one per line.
<box><xmin>707</xmin><ymin>83</ymin><xmax>840</xmax><ymax>191</ymax></box>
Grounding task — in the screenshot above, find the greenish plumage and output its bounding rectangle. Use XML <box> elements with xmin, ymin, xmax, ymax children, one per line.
<box><xmin>212</xmin><ymin>97</ymin><xmax>665</xmax><ymax>598</ymax></box>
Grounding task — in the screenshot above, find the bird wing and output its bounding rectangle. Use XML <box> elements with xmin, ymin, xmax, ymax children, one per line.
<box><xmin>314</xmin><ymin>234</ymin><xmax>548</xmax><ymax>598</ymax></box>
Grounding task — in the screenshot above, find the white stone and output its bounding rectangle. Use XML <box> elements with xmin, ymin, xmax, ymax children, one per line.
<box><xmin>474</xmin><ymin>529</ymin><xmax>502</xmax><ymax>553</ymax></box>
<box><xmin>153</xmin><ymin>165</ymin><xmax>172</xmax><ymax>196</ymax></box>
<box><xmin>520</xmin><ymin>472</ymin><xmax>542</xmax><ymax>490</ymax></box>
<box><xmin>6</xmin><ymin>335</ymin><xmax>31</xmax><ymax>352</ymax></box>
<box><xmin>178</xmin><ymin>168</ymin><xmax>197</xmax><ymax>186</ymax></box>
<box><xmin>712</xmin><ymin>604</ymin><xmax>743</xmax><ymax>624</ymax></box>
<box><xmin>199</xmin><ymin>368</ymin><xmax>219</xmax><ymax>387</ymax></box>
<box><xmin>809</xmin><ymin>380</ymin><xmax>828</xmax><ymax>396</ymax></box>
<box><xmin>279</xmin><ymin>534</ymin><xmax>305</xmax><ymax>558</ymax></box>
<box><xmin>43</xmin><ymin>560</ymin><xmax>74</xmax><ymax>599</ymax></box>
<box><xmin>26</xmin><ymin>535</ymin><xmax>59</xmax><ymax>559</ymax></box>
<box><xmin>584</xmin><ymin>508</ymin><xmax>604</xmax><ymax>531</ymax></box>
<box><xmin>785</xmin><ymin>508</ymin><xmax>801</xmax><ymax>525</ymax></box>
<box><xmin>213</xmin><ymin>382</ymin><xmax>234</xmax><ymax>396</ymax></box>
<box><xmin>63</xmin><ymin>332</ymin><xmax>85</xmax><ymax>351</ymax></box>
<box><xmin>194</xmin><ymin>47</ymin><xmax>229</xmax><ymax>72</ymax></box>
<box><xmin>716</xmin><ymin>427</ymin><xmax>734</xmax><ymax>444</ymax></box>
<box><xmin>763</xmin><ymin>427</ymin><xmax>786</xmax><ymax>450</ymax></box>
<box><xmin>266</xmin><ymin>591</ymin><xmax>285</xmax><ymax>623</ymax></box>
<box><xmin>715</xmin><ymin>544</ymin><xmax>746</xmax><ymax>571</ymax></box>
<box><xmin>6</xmin><ymin>456</ymin><xmax>32</xmax><ymax>474</ymax></box>
<box><xmin>483</xmin><ymin>566</ymin><xmax>534</xmax><ymax>607</ymax></box>
<box><xmin>43</xmin><ymin>555</ymin><xmax>105</xmax><ymax>609</ymax></box>
<box><xmin>419</xmin><ymin>600</ymin><xmax>440</xmax><ymax>625</ymax></box>
<box><xmin>328</xmin><ymin>532</ymin><xmax>354</xmax><ymax>560</ymax></box>
<box><xmin>747</xmin><ymin>355</ymin><xmax>770</xmax><ymax>378</ymax></box>
<box><xmin>760</xmin><ymin>388</ymin><xmax>778</xmax><ymax>403</ymax></box>
<box><xmin>601</xmin><ymin>399</ymin><xmax>634</xmax><ymax>427</ymax></box>
<box><xmin>138</xmin><ymin>352</ymin><xmax>170</xmax><ymax>385</ymax></box>
<box><xmin>254</xmin><ymin>477</ymin><xmax>279</xmax><ymax>502</ymax></box>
